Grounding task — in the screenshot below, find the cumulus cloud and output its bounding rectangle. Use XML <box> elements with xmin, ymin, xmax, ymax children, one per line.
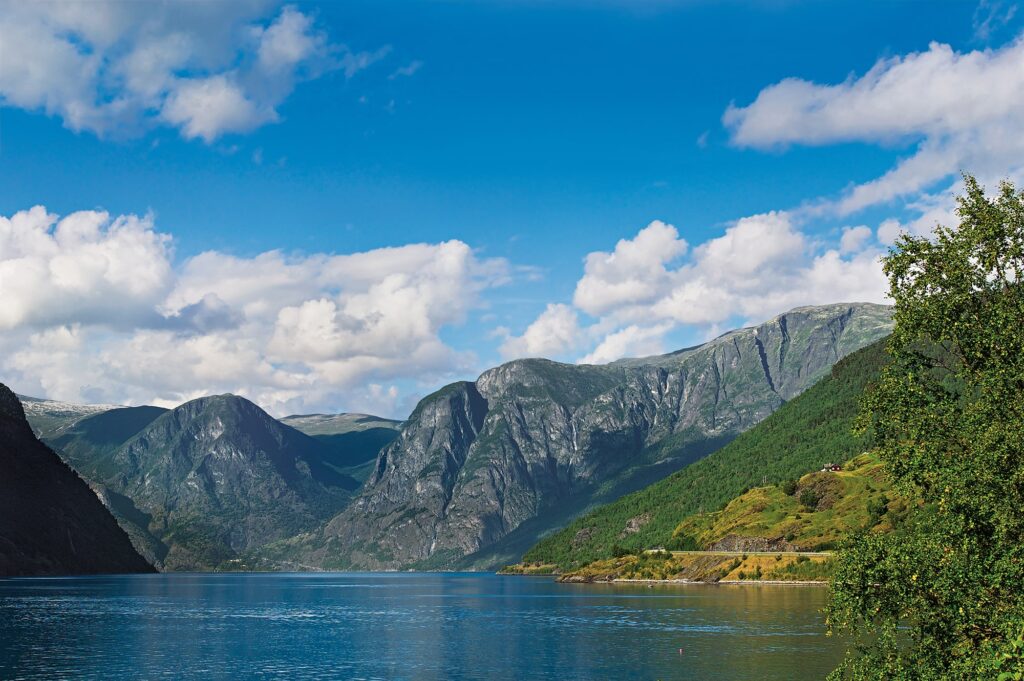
<box><xmin>0</xmin><ymin>207</ymin><xmax>173</xmax><ymax>330</ymax></box>
<box><xmin>502</xmin><ymin>214</ymin><xmax>888</xmax><ymax>365</ymax></box>
<box><xmin>0</xmin><ymin>2</ymin><xmax>387</xmax><ymax>142</ymax></box>
<box><xmin>724</xmin><ymin>36</ymin><xmax>1024</xmax><ymax>214</ymax></box>
<box><xmin>573</xmin><ymin>220</ymin><xmax>687</xmax><ymax>317</ymax></box>
<box><xmin>0</xmin><ymin>205</ymin><xmax>510</xmax><ymax>416</ymax></box>
<box><xmin>579</xmin><ymin>324</ymin><xmax>673</xmax><ymax>365</ymax></box>
<box><xmin>498</xmin><ymin>304</ymin><xmax>581</xmax><ymax>359</ymax></box>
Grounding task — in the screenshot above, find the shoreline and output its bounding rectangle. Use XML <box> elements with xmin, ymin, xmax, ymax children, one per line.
<box><xmin>604</xmin><ymin>577</ymin><xmax>828</xmax><ymax>587</ymax></box>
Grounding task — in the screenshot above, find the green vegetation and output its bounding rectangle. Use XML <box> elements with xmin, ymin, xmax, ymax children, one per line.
<box><xmin>520</xmin><ymin>336</ymin><xmax>889</xmax><ymax>570</ymax></box>
<box><xmin>553</xmin><ymin>550</ymin><xmax>834</xmax><ymax>583</ymax></box>
<box><xmin>674</xmin><ymin>453</ymin><xmax>907</xmax><ymax>552</ymax></box>
<box><xmin>826</xmin><ymin>176</ymin><xmax>1024</xmax><ymax>678</ymax></box>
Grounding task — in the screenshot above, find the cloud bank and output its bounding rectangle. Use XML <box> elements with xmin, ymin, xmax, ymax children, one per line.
<box><xmin>0</xmin><ymin>207</ymin><xmax>509</xmax><ymax>416</ymax></box>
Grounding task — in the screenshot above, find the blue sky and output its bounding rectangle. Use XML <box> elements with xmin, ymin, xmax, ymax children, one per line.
<box><xmin>1</xmin><ymin>0</ymin><xmax>1022</xmax><ymax>416</ymax></box>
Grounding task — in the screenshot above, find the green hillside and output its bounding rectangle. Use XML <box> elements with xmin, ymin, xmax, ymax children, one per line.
<box><xmin>520</xmin><ymin>336</ymin><xmax>890</xmax><ymax>570</ymax></box>
<box><xmin>674</xmin><ymin>452</ymin><xmax>905</xmax><ymax>552</ymax></box>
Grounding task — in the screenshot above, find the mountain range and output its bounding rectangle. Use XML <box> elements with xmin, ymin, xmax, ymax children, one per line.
<box><xmin>285</xmin><ymin>302</ymin><xmax>893</xmax><ymax>570</ymax></box>
<box><xmin>11</xmin><ymin>301</ymin><xmax>892</xmax><ymax>573</ymax></box>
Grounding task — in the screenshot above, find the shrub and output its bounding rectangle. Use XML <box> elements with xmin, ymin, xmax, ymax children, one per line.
<box><xmin>799</xmin><ymin>488</ymin><xmax>820</xmax><ymax>510</ymax></box>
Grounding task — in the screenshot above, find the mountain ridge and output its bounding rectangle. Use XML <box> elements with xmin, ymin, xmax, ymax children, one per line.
<box><xmin>295</xmin><ymin>302</ymin><xmax>893</xmax><ymax>570</ymax></box>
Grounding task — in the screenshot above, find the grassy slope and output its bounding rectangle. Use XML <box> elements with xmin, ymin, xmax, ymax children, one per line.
<box><xmin>510</xmin><ymin>453</ymin><xmax>904</xmax><ymax>583</ymax></box>
<box><xmin>675</xmin><ymin>452</ymin><xmax>906</xmax><ymax>551</ymax></box>
<box><xmin>520</xmin><ymin>337</ymin><xmax>890</xmax><ymax>570</ymax></box>
<box><xmin>548</xmin><ymin>551</ymin><xmax>835</xmax><ymax>583</ymax></box>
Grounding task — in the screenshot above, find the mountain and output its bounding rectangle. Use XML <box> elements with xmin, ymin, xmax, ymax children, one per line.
<box><xmin>519</xmin><ymin>334</ymin><xmax>890</xmax><ymax>571</ymax></box>
<box><xmin>280</xmin><ymin>413</ymin><xmax>402</xmax><ymax>484</ymax></box>
<box><xmin>294</xmin><ymin>302</ymin><xmax>893</xmax><ymax>571</ymax></box>
<box><xmin>0</xmin><ymin>383</ymin><xmax>153</xmax><ymax>576</ymax></box>
<box><xmin>55</xmin><ymin>394</ymin><xmax>360</xmax><ymax>571</ymax></box>
<box><xmin>18</xmin><ymin>394</ymin><xmax>121</xmax><ymax>439</ymax></box>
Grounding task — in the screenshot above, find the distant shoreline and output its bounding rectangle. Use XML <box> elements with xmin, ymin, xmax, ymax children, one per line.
<box><xmin>598</xmin><ymin>578</ymin><xmax>828</xmax><ymax>587</ymax></box>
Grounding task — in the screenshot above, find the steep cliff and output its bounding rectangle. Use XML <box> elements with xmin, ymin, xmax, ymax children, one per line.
<box><xmin>0</xmin><ymin>384</ymin><xmax>153</xmax><ymax>576</ymax></box>
<box><xmin>304</xmin><ymin>302</ymin><xmax>893</xmax><ymax>569</ymax></box>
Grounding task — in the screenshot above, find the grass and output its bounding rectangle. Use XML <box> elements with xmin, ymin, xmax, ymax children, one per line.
<box><xmin>556</xmin><ymin>550</ymin><xmax>835</xmax><ymax>583</ymax></box>
<box><xmin>675</xmin><ymin>452</ymin><xmax>907</xmax><ymax>551</ymax></box>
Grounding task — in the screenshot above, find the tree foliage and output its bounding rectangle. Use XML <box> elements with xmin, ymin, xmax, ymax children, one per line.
<box><xmin>827</xmin><ymin>176</ymin><xmax>1024</xmax><ymax>678</ymax></box>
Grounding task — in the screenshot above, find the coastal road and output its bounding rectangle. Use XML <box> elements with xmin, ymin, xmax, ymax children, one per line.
<box><xmin>645</xmin><ymin>549</ymin><xmax>835</xmax><ymax>558</ymax></box>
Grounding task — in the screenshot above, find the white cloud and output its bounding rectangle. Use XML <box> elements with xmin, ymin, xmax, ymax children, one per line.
<box><xmin>839</xmin><ymin>225</ymin><xmax>873</xmax><ymax>254</ymax></box>
<box><xmin>0</xmin><ymin>2</ymin><xmax>387</xmax><ymax>142</ymax></box>
<box><xmin>573</xmin><ymin>220</ymin><xmax>687</xmax><ymax>317</ymax></box>
<box><xmin>498</xmin><ymin>303</ymin><xmax>581</xmax><ymax>359</ymax></box>
<box><xmin>161</xmin><ymin>75</ymin><xmax>272</xmax><ymax>143</ymax></box>
<box><xmin>389</xmin><ymin>60</ymin><xmax>423</xmax><ymax>79</ymax></box>
<box><xmin>974</xmin><ymin>0</ymin><xmax>1018</xmax><ymax>41</ymax></box>
<box><xmin>0</xmin><ymin>205</ymin><xmax>510</xmax><ymax>417</ymax></box>
<box><xmin>0</xmin><ymin>207</ymin><xmax>173</xmax><ymax>331</ymax></box>
<box><xmin>579</xmin><ymin>324</ymin><xmax>672</xmax><ymax>365</ymax></box>
<box><xmin>724</xmin><ymin>36</ymin><xmax>1024</xmax><ymax>214</ymax></box>
<box><xmin>502</xmin><ymin>213</ymin><xmax>887</xmax><ymax>365</ymax></box>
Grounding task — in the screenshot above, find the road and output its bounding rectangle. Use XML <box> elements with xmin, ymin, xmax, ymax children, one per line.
<box><xmin>644</xmin><ymin>549</ymin><xmax>834</xmax><ymax>558</ymax></box>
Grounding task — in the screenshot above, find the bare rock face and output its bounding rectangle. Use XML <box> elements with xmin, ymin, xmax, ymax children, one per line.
<box><xmin>0</xmin><ymin>383</ymin><xmax>153</xmax><ymax>576</ymax></box>
<box><xmin>305</xmin><ymin>303</ymin><xmax>894</xmax><ymax>570</ymax></box>
<box><xmin>619</xmin><ymin>514</ymin><xmax>652</xmax><ymax>539</ymax></box>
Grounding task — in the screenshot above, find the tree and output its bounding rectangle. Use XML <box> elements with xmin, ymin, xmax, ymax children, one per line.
<box><xmin>826</xmin><ymin>176</ymin><xmax>1024</xmax><ymax>678</ymax></box>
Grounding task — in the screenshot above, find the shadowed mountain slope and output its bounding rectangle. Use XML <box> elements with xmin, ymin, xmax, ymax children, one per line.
<box><xmin>0</xmin><ymin>384</ymin><xmax>153</xmax><ymax>577</ymax></box>
<box><xmin>281</xmin><ymin>413</ymin><xmax>402</xmax><ymax>484</ymax></box>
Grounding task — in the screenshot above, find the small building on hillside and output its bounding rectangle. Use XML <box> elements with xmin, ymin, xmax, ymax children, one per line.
<box><xmin>821</xmin><ymin>463</ymin><xmax>842</xmax><ymax>473</ymax></box>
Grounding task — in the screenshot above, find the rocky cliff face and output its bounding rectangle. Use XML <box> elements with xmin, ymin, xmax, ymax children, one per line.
<box><xmin>61</xmin><ymin>394</ymin><xmax>359</xmax><ymax>570</ymax></box>
<box><xmin>0</xmin><ymin>384</ymin><xmax>153</xmax><ymax>576</ymax></box>
<box><xmin>308</xmin><ymin>303</ymin><xmax>893</xmax><ymax>570</ymax></box>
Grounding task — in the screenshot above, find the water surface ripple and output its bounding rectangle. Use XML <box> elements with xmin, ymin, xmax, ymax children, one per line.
<box><xmin>0</xmin><ymin>572</ymin><xmax>844</xmax><ymax>680</ymax></box>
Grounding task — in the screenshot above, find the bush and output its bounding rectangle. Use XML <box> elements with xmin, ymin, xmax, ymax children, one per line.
<box><xmin>799</xmin><ymin>488</ymin><xmax>820</xmax><ymax>510</ymax></box>
<box><xmin>782</xmin><ymin>479</ymin><xmax>799</xmax><ymax>496</ymax></box>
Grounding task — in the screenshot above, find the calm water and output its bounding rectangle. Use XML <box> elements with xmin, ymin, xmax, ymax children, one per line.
<box><xmin>0</xmin><ymin>573</ymin><xmax>844</xmax><ymax>680</ymax></box>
